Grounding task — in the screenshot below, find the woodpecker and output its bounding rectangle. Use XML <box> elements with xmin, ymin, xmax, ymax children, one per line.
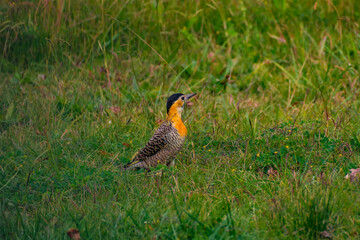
<box><xmin>124</xmin><ymin>93</ymin><xmax>197</xmax><ymax>170</ymax></box>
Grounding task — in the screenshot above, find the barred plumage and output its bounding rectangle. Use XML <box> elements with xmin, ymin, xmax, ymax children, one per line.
<box><xmin>124</xmin><ymin>93</ymin><xmax>196</xmax><ymax>170</ymax></box>
<box><xmin>124</xmin><ymin>121</ymin><xmax>184</xmax><ymax>169</ymax></box>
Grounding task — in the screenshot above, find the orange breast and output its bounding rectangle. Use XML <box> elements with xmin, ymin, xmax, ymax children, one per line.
<box><xmin>173</xmin><ymin>119</ymin><xmax>187</xmax><ymax>137</ymax></box>
<box><xmin>167</xmin><ymin>102</ymin><xmax>187</xmax><ymax>137</ymax></box>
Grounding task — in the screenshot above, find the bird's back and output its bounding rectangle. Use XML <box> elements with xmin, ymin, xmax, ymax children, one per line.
<box><xmin>124</xmin><ymin>121</ymin><xmax>185</xmax><ymax>169</ymax></box>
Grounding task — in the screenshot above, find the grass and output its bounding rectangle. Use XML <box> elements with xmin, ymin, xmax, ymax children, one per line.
<box><xmin>1</xmin><ymin>0</ymin><xmax>360</xmax><ymax>239</ymax></box>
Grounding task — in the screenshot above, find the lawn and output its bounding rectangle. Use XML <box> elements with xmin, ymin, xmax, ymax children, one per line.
<box><xmin>1</xmin><ymin>0</ymin><xmax>360</xmax><ymax>239</ymax></box>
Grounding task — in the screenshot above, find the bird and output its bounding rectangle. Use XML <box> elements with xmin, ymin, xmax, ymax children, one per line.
<box><xmin>124</xmin><ymin>93</ymin><xmax>197</xmax><ymax>170</ymax></box>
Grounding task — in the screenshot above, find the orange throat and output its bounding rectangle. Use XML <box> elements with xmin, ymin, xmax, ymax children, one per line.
<box><xmin>167</xmin><ymin>106</ymin><xmax>187</xmax><ymax>137</ymax></box>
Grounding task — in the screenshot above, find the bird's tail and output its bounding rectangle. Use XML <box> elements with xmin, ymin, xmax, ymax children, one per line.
<box><xmin>123</xmin><ymin>161</ymin><xmax>137</xmax><ymax>170</ymax></box>
<box><xmin>123</xmin><ymin>151</ymin><xmax>140</xmax><ymax>170</ymax></box>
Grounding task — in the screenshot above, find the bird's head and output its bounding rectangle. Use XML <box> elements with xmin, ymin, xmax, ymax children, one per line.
<box><xmin>166</xmin><ymin>93</ymin><xmax>197</xmax><ymax>119</ymax></box>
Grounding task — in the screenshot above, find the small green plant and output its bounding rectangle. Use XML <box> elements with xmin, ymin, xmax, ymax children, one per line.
<box><xmin>285</xmin><ymin>188</ymin><xmax>335</xmax><ymax>239</ymax></box>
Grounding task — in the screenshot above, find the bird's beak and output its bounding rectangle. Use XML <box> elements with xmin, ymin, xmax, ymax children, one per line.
<box><xmin>185</xmin><ymin>93</ymin><xmax>197</xmax><ymax>100</ymax></box>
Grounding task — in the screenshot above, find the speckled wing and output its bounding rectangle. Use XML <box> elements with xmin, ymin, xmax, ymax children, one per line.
<box><xmin>124</xmin><ymin>122</ymin><xmax>172</xmax><ymax>169</ymax></box>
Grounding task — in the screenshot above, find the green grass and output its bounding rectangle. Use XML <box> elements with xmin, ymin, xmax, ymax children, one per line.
<box><xmin>1</xmin><ymin>0</ymin><xmax>360</xmax><ymax>239</ymax></box>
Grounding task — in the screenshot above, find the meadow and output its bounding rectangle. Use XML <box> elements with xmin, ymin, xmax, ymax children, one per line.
<box><xmin>1</xmin><ymin>0</ymin><xmax>360</xmax><ymax>239</ymax></box>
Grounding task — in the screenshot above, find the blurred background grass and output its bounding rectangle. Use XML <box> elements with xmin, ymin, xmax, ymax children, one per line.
<box><xmin>1</xmin><ymin>0</ymin><xmax>360</xmax><ymax>239</ymax></box>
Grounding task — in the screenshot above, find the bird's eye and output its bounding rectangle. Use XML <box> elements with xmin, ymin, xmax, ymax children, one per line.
<box><xmin>181</xmin><ymin>97</ymin><xmax>185</xmax><ymax>100</ymax></box>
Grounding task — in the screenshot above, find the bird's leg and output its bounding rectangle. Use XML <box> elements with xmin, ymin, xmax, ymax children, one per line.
<box><xmin>155</xmin><ymin>174</ymin><xmax>162</xmax><ymax>193</ymax></box>
<box><xmin>145</xmin><ymin>169</ymin><xmax>151</xmax><ymax>178</ymax></box>
<box><xmin>167</xmin><ymin>159</ymin><xmax>176</xmax><ymax>168</ymax></box>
